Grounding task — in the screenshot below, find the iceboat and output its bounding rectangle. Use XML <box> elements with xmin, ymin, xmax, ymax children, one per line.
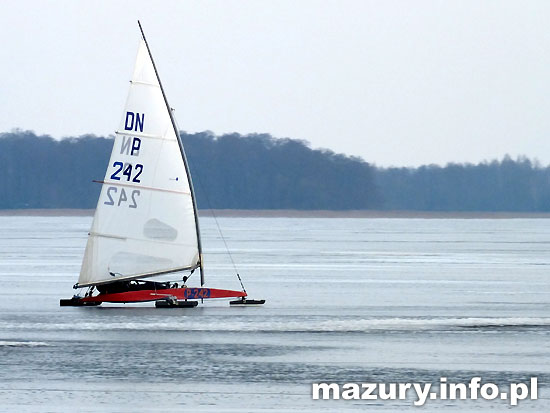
<box><xmin>61</xmin><ymin>22</ymin><xmax>263</xmax><ymax>308</ymax></box>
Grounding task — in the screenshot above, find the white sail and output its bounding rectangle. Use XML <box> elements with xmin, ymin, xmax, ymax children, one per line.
<box><xmin>77</xmin><ymin>39</ymin><xmax>200</xmax><ymax>287</ymax></box>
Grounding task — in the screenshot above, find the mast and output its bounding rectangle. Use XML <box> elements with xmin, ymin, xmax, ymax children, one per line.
<box><xmin>137</xmin><ymin>20</ymin><xmax>205</xmax><ymax>286</ymax></box>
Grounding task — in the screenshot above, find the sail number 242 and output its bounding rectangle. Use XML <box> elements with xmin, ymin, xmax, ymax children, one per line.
<box><xmin>104</xmin><ymin>187</ymin><xmax>140</xmax><ymax>208</ymax></box>
<box><xmin>110</xmin><ymin>161</ymin><xmax>143</xmax><ymax>182</ymax></box>
<box><xmin>104</xmin><ymin>161</ymin><xmax>143</xmax><ymax>208</ymax></box>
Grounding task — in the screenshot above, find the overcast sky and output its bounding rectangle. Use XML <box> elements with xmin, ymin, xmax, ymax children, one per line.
<box><xmin>1</xmin><ymin>0</ymin><xmax>550</xmax><ymax>167</ymax></box>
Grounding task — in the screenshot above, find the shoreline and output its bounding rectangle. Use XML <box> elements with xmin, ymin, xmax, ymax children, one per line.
<box><xmin>2</xmin><ymin>209</ymin><xmax>550</xmax><ymax>219</ymax></box>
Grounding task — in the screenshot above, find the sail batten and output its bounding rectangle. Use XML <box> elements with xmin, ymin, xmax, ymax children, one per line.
<box><xmin>89</xmin><ymin>231</ymin><xmax>199</xmax><ymax>247</ymax></box>
<box><xmin>94</xmin><ymin>180</ymin><xmax>192</xmax><ymax>195</ymax></box>
<box><xmin>89</xmin><ymin>232</ymin><xmax>127</xmax><ymax>240</ymax></box>
<box><xmin>114</xmin><ymin>130</ymin><xmax>164</xmax><ymax>139</ymax></box>
<box><xmin>130</xmin><ymin>80</ymin><xmax>161</xmax><ymax>87</ymax></box>
<box><xmin>77</xmin><ymin>32</ymin><xmax>201</xmax><ymax>288</ymax></box>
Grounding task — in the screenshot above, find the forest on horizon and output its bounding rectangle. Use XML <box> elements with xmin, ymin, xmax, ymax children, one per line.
<box><xmin>1</xmin><ymin>130</ymin><xmax>549</xmax><ymax>212</ymax></box>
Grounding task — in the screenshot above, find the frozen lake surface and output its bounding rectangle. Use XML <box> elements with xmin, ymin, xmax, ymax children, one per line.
<box><xmin>0</xmin><ymin>216</ymin><xmax>549</xmax><ymax>411</ymax></box>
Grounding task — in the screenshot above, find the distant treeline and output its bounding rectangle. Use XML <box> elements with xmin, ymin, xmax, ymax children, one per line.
<box><xmin>0</xmin><ymin>130</ymin><xmax>379</xmax><ymax>210</ymax></box>
<box><xmin>377</xmin><ymin>158</ymin><xmax>550</xmax><ymax>211</ymax></box>
<box><xmin>1</xmin><ymin>130</ymin><xmax>549</xmax><ymax>211</ymax></box>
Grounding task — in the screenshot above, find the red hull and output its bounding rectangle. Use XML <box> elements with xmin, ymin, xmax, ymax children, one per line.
<box><xmin>80</xmin><ymin>287</ymin><xmax>246</xmax><ymax>304</ymax></box>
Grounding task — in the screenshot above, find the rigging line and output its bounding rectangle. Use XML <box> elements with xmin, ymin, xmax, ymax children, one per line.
<box><xmin>184</xmin><ymin>143</ymin><xmax>246</xmax><ymax>292</ymax></box>
<box><xmin>193</xmin><ymin>165</ymin><xmax>238</xmax><ymax>274</ymax></box>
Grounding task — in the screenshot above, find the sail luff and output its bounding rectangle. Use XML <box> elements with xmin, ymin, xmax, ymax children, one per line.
<box><xmin>137</xmin><ymin>21</ymin><xmax>205</xmax><ymax>286</ymax></box>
